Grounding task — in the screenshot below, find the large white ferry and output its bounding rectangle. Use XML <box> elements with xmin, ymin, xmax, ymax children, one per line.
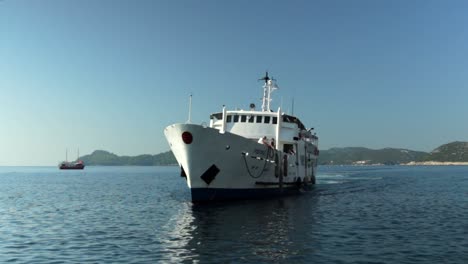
<box><xmin>164</xmin><ymin>73</ymin><xmax>319</xmax><ymax>202</ymax></box>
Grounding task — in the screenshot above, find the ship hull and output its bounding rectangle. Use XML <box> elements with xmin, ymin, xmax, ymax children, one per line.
<box><xmin>191</xmin><ymin>186</ymin><xmax>312</xmax><ymax>202</ymax></box>
<box><xmin>165</xmin><ymin>123</ymin><xmax>317</xmax><ymax>202</ymax></box>
<box><xmin>59</xmin><ymin>166</ymin><xmax>85</xmax><ymax>170</ymax></box>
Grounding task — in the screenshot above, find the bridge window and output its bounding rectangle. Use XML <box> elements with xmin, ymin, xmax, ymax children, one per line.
<box><xmin>256</xmin><ymin>116</ymin><xmax>262</xmax><ymax>123</ymax></box>
<box><xmin>282</xmin><ymin>115</ymin><xmax>306</xmax><ymax>129</ymax></box>
<box><xmin>210</xmin><ymin>113</ymin><xmax>222</xmax><ymax>120</ymax></box>
<box><xmin>241</xmin><ymin>115</ymin><xmax>247</xmax><ymax>122</ymax></box>
<box><xmin>264</xmin><ymin>116</ymin><xmax>271</xmax><ymax>123</ymax></box>
<box><xmin>273</xmin><ymin>117</ymin><xmax>277</xmax><ymax>124</ymax></box>
<box><xmin>248</xmin><ymin>116</ymin><xmax>254</xmax><ymax>123</ymax></box>
<box><xmin>233</xmin><ymin>115</ymin><xmax>239</xmax><ymax>122</ymax></box>
<box><xmin>226</xmin><ymin>115</ymin><xmax>232</xmax><ymax>123</ymax></box>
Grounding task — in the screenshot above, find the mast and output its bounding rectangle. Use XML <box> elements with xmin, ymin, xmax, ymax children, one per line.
<box><xmin>187</xmin><ymin>94</ymin><xmax>192</xmax><ymax>124</ymax></box>
<box><xmin>291</xmin><ymin>98</ymin><xmax>295</xmax><ymax>115</ymax></box>
<box><xmin>259</xmin><ymin>72</ymin><xmax>279</xmax><ymax>112</ymax></box>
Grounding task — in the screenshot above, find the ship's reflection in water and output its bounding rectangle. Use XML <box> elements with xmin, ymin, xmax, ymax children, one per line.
<box><xmin>163</xmin><ymin>193</ymin><xmax>320</xmax><ymax>263</ymax></box>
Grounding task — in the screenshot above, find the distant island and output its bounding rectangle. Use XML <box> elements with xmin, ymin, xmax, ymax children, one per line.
<box><xmin>320</xmin><ymin>141</ymin><xmax>468</xmax><ymax>165</ymax></box>
<box><xmin>80</xmin><ymin>141</ymin><xmax>468</xmax><ymax>166</ymax></box>
<box><xmin>80</xmin><ymin>150</ymin><xmax>176</xmax><ymax>166</ymax></box>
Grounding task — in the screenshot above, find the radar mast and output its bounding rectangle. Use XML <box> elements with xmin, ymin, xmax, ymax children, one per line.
<box><xmin>259</xmin><ymin>72</ymin><xmax>279</xmax><ymax>112</ymax></box>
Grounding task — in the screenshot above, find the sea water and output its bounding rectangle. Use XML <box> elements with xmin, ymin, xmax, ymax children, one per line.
<box><xmin>0</xmin><ymin>165</ymin><xmax>467</xmax><ymax>263</ymax></box>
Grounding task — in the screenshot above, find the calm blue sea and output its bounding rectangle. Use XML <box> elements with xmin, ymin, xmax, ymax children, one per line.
<box><xmin>0</xmin><ymin>165</ymin><xmax>467</xmax><ymax>263</ymax></box>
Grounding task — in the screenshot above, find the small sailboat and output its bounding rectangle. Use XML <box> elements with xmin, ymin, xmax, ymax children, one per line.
<box><xmin>59</xmin><ymin>149</ymin><xmax>85</xmax><ymax>170</ymax></box>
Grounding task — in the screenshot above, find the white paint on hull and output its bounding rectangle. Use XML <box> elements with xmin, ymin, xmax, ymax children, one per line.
<box><xmin>164</xmin><ymin>123</ymin><xmax>317</xmax><ymax>191</ymax></box>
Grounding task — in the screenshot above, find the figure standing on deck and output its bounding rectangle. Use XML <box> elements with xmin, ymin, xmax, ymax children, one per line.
<box><xmin>258</xmin><ymin>136</ymin><xmax>268</xmax><ymax>145</ymax></box>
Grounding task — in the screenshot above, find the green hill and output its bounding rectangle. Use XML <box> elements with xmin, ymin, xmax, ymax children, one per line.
<box><xmin>318</xmin><ymin>147</ymin><xmax>428</xmax><ymax>165</ymax></box>
<box><xmin>80</xmin><ymin>150</ymin><xmax>176</xmax><ymax>166</ymax></box>
<box><xmin>424</xmin><ymin>141</ymin><xmax>468</xmax><ymax>162</ymax></box>
<box><xmin>80</xmin><ymin>141</ymin><xmax>468</xmax><ymax>166</ymax></box>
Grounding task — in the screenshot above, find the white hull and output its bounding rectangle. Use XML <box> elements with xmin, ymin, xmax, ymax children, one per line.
<box><xmin>165</xmin><ymin>123</ymin><xmax>318</xmax><ymax>202</ymax></box>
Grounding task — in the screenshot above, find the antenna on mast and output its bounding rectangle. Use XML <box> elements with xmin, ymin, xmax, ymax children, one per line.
<box><xmin>291</xmin><ymin>98</ymin><xmax>295</xmax><ymax>116</ymax></box>
<box><xmin>258</xmin><ymin>71</ymin><xmax>270</xmax><ymax>83</ymax></box>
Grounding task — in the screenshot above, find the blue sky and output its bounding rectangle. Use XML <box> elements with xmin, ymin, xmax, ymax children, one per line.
<box><xmin>1</xmin><ymin>0</ymin><xmax>467</xmax><ymax>165</ymax></box>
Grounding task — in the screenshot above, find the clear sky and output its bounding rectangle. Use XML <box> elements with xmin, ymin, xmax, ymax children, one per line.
<box><xmin>1</xmin><ymin>0</ymin><xmax>468</xmax><ymax>165</ymax></box>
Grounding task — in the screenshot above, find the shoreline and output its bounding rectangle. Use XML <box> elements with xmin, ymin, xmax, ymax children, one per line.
<box><xmin>403</xmin><ymin>161</ymin><xmax>468</xmax><ymax>166</ymax></box>
<box><xmin>320</xmin><ymin>162</ymin><xmax>468</xmax><ymax>166</ymax></box>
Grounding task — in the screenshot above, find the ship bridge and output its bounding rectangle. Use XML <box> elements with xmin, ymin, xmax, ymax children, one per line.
<box><xmin>209</xmin><ymin>109</ymin><xmax>316</xmax><ymax>149</ymax></box>
<box><xmin>207</xmin><ymin>72</ymin><xmax>318</xmax><ymax>151</ymax></box>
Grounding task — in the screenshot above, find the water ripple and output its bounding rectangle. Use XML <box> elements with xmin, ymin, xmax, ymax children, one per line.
<box><xmin>0</xmin><ymin>166</ymin><xmax>467</xmax><ymax>263</ymax></box>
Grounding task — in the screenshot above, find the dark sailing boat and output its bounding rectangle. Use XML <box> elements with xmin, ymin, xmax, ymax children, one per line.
<box><xmin>59</xmin><ymin>149</ymin><xmax>85</xmax><ymax>170</ymax></box>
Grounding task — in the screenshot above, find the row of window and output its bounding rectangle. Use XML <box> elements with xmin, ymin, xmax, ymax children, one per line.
<box><xmin>210</xmin><ymin>112</ymin><xmax>306</xmax><ymax>129</ymax></box>
<box><xmin>226</xmin><ymin>115</ymin><xmax>278</xmax><ymax>124</ymax></box>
